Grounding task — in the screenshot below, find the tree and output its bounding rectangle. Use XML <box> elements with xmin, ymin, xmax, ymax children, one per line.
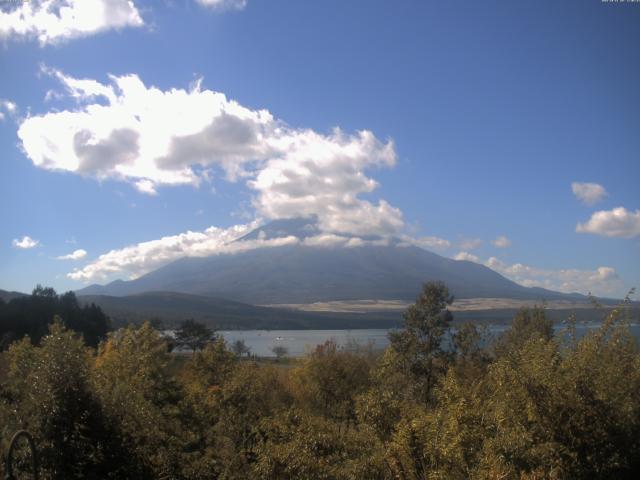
<box><xmin>451</xmin><ymin>322</ymin><xmax>490</xmax><ymax>383</ymax></box>
<box><xmin>92</xmin><ymin>322</ymin><xmax>183</xmax><ymax>478</ymax></box>
<box><xmin>291</xmin><ymin>340</ymin><xmax>370</xmax><ymax>422</ymax></box>
<box><xmin>232</xmin><ymin>338</ymin><xmax>251</xmax><ymax>357</ymax></box>
<box><xmin>254</xmin><ymin>410</ymin><xmax>389</xmax><ymax>480</ymax></box>
<box><xmin>174</xmin><ymin>319</ymin><xmax>215</xmax><ymax>353</ymax></box>
<box><xmin>388</xmin><ymin>281</ymin><xmax>454</xmax><ymax>403</ymax></box>
<box><xmin>271</xmin><ymin>345</ymin><xmax>288</xmax><ymax>361</ymax></box>
<box><xmin>494</xmin><ymin>305</ymin><xmax>553</xmax><ymax>358</ymax></box>
<box><xmin>3</xmin><ymin>320</ymin><xmax>137</xmax><ymax>478</ymax></box>
<box><xmin>0</xmin><ymin>286</ymin><xmax>110</xmax><ymax>349</ymax></box>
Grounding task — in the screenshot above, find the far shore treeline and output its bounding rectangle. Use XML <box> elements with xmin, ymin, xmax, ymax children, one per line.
<box><xmin>0</xmin><ymin>282</ymin><xmax>638</xmax><ymax>478</ymax></box>
<box><xmin>0</xmin><ymin>285</ymin><xmax>110</xmax><ymax>349</ymax></box>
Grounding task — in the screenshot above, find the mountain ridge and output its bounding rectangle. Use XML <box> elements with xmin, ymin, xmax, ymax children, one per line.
<box><xmin>77</xmin><ymin>219</ymin><xmax>586</xmax><ymax>304</ymax></box>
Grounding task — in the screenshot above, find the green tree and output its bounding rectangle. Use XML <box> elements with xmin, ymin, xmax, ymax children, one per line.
<box><xmin>231</xmin><ymin>338</ymin><xmax>251</xmax><ymax>357</ymax></box>
<box><xmin>254</xmin><ymin>410</ymin><xmax>390</xmax><ymax>480</ymax></box>
<box><xmin>451</xmin><ymin>322</ymin><xmax>490</xmax><ymax>383</ymax></box>
<box><xmin>494</xmin><ymin>305</ymin><xmax>553</xmax><ymax>358</ymax></box>
<box><xmin>179</xmin><ymin>338</ymin><xmax>238</xmax><ymax>478</ymax></box>
<box><xmin>291</xmin><ymin>339</ymin><xmax>370</xmax><ymax>422</ymax></box>
<box><xmin>271</xmin><ymin>345</ymin><xmax>288</xmax><ymax>361</ymax></box>
<box><xmin>92</xmin><ymin>322</ymin><xmax>185</xmax><ymax>478</ymax></box>
<box><xmin>388</xmin><ymin>281</ymin><xmax>454</xmax><ymax>403</ymax></box>
<box><xmin>2</xmin><ymin>320</ymin><xmax>136</xmax><ymax>479</ymax></box>
<box><xmin>175</xmin><ymin>319</ymin><xmax>215</xmax><ymax>352</ymax></box>
<box><xmin>0</xmin><ymin>286</ymin><xmax>109</xmax><ymax>349</ymax></box>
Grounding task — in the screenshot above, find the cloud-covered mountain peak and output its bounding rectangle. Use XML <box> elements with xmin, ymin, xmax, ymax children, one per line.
<box><xmin>236</xmin><ymin>217</ymin><xmax>321</xmax><ymax>242</ymax></box>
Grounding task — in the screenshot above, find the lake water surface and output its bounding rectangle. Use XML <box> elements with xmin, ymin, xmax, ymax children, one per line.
<box><xmin>219</xmin><ymin>323</ymin><xmax>640</xmax><ymax>358</ymax></box>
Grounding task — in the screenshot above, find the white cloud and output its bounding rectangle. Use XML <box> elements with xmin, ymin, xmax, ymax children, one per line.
<box><xmin>2</xmin><ymin>99</ymin><xmax>16</xmax><ymax>113</ymax></box>
<box><xmin>12</xmin><ymin>236</ymin><xmax>39</xmax><ymax>249</ymax></box>
<box><xmin>66</xmin><ymin>217</ymin><xmax>628</xmax><ymax>296</ymax></box>
<box><xmin>576</xmin><ymin>207</ymin><xmax>640</xmax><ymax>238</ymax></box>
<box><xmin>67</xmin><ymin>221</ymin><xmax>396</xmax><ymax>282</ymax></box>
<box><xmin>0</xmin><ymin>99</ymin><xmax>18</xmax><ymax>120</ymax></box>
<box><xmin>249</xmin><ymin>128</ymin><xmax>402</xmax><ymax>236</ymax></box>
<box><xmin>454</xmin><ymin>251</ymin><xmax>480</xmax><ymax>263</ymax></box>
<box><xmin>459</xmin><ymin>238</ymin><xmax>482</xmax><ymax>250</ymax></box>
<box><xmin>56</xmin><ymin>249</ymin><xmax>87</xmax><ymax>260</ymax></box>
<box><xmin>485</xmin><ymin>256</ymin><xmax>622</xmax><ymax>297</ymax></box>
<box><xmin>19</xmin><ymin>68</ymin><xmax>403</xmax><ymax>237</ymax></box>
<box><xmin>398</xmin><ymin>235</ymin><xmax>451</xmax><ymax>251</ymax></box>
<box><xmin>572</xmin><ymin>182</ymin><xmax>607</xmax><ymax>205</ymax></box>
<box><xmin>68</xmin><ymin>221</ymin><xmax>261</xmax><ymax>281</ymax></box>
<box><xmin>197</xmin><ymin>0</ymin><xmax>247</xmax><ymax>10</ymax></box>
<box><xmin>0</xmin><ymin>0</ymin><xmax>144</xmax><ymax>46</ymax></box>
<box><xmin>492</xmin><ymin>235</ymin><xmax>511</xmax><ymax>248</ymax></box>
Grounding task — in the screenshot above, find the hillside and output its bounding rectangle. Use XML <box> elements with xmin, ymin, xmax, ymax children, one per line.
<box><xmin>0</xmin><ymin>289</ymin><xmax>28</xmax><ymax>303</ymax></box>
<box><xmin>77</xmin><ymin>291</ymin><xmax>405</xmax><ymax>330</ymax></box>
<box><xmin>78</xmin><ymin>220</ymin><xmax>584</xmax><ymax>304</ymax></box>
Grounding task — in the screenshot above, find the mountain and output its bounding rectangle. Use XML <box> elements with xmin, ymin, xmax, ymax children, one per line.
<box><xmin>0</xmin><ymin>289</ymin><xmax>28</xmax><ymax>303</ymax></box>
<box><xmin>78</xmin><ymin>219</ymin><xmax>584</xmax><ymax>304</ymax></box>
<box><xmin>77</xmin><ymin>291</ymin><xmax>620</xmax><ymax>331</ymax></box>
<box><xmin>77</xmin><ymin>291</ymin><xmax>404</xmax><ymax>330</ymax></box>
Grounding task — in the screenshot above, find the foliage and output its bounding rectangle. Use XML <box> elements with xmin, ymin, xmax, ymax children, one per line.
<box><xmin>291</xmin><ymin>340</ymin><xmax>371</xmax><ymax>422</ymax></box>
<box><xmin>0</xmin><ymin>286</ymin><xmax>110</xmax><ymax>349</ymax></box>
<box><xmin>175</xmin><ymin>318</ymin><xmax>216</xmax><ymax>352</ymax></box>
<box><xmin>92</xmin><ymin>322</ymin><xmax>185</xmax><ymax>478</ymax></box>
<box><xmin>231</xmin><ymin>338</ymin><xmax>251</xmax><ymax>357</ymax></box>
<box><xmin>0</xmin><ymin>283</ymin><xmax>638</xmax><ymax>479</ymax></box>
<box><xmin>271</xmin><ymin>344</ymin><xmax>288</xmax><ymax>360</ymax></box>
<box><xmin>387</xmin><ymin>281</ymin><xmax>454</xmax><ymax>403</ymax></box>
<box><xmin>493</xmin><ymin>305</ymin><xmax>554</xmax><ymax>358</ymax></box>
<box><xmin>253</xmin><ymin>410</ymin><xmax>390</xmax><ymax>480</ymax></box>
<box><xmin>0</xmin><ymin>320</ymin><xmax>137</xmax><ymax>479</ymax></box>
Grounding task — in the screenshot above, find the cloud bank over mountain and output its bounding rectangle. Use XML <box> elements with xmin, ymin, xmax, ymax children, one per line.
<box><xmin>12</xmin><ymin>68</ymin><xmax>631</xmax><ymax>298</ymax></box>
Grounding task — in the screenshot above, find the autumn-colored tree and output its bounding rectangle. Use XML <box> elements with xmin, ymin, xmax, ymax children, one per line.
<box><xmin>291</xmin><ymin>339</ymin><xmax>371</xmax><ymax>422</ymax></box>
<box><xmin>493</xmin><ymin>305</ymin><xmax>553</xmax><ymax>358</ymax></box>
<box><xmin>92</xmin><ymin>322</ymin><xmax>185</xmax><ymax>478</ymax></box>
<box><xmin>1</xmin><ymin>320</ymin><xmax>138</xmax><ymax>479</ymax></box>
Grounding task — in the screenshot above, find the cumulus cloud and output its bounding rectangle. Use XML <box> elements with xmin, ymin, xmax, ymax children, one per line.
<box><xmin>0</xmin><ymin>99</ymin><xmax>18</xmax><ymax>121</ymax></box>
<box><xmin>398</xmin><ymin>235</ymin><xmax>451</xmax><ymax>251</ymax></box>
<box><xmin>485</xmin><ymin>257</ymin><xmax>622</xmax><ymax>297</ymax></box>
<box><xmin>249</xmin><ymin>129</ymin><xmax>402</xmax><ymax>236</ymax></box>
<box><xmin>67</xmin><ymin>221</ymin><xmax>395</xmax><ymax>282</ymax></box>
<box><xmin>492</xmin><ymin>235</ymin><xmax>511</xmax><ymax>248</ymax></box>
<box><xmin>68</xmin><ymin>221</ymin><xmax>260</xmax><ymax>281</ymax></box>
<box><xmin>196</xmin><ymin>0</ymin><xmax>247</xmax><ymax>10</ymax></box>
<box><xmin>19</xmin><ymin>68</ymin><xmax>402</xmax><ymax>236</ymax></box>
<box><xmin>454</xmin><ymin>251</ymin><xmax>480</xmax><ymax>263</ymax></box>
<box><xmin>459</xmin><ymin>238</ymin><xmax>482</xmax><ymax>250</ymax></box>
<box><xmin>12</xmin><ymin>236</ymin><xmax>39</xmax><ymax>249</ymax></box>
<box><xmin>0</xmin><ymin>0</ymin><xmax>144</xmax><ymax>46</ymax></box>
<box><xmin>56</xmin><ymin>249</ymin><xmax>87</xmax><ymax>260</ymax></box>
<box><xmin>576</xmin><ymin>207</ymin><xmax>640</xmax><ymax>238</ymax></box>
<box><xmin>572</xmin><ymin>182</ymin><xmax>607</xmax><ymax>205</ymax></box>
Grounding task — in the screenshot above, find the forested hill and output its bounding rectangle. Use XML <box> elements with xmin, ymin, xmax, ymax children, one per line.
<box><xmin>0</xmin><ymin>289</ymin><xmax>27</xmax><ymax>303</ymax></box>
<box><xmin>0</xmin><ymin>286</ymin><xmax>110</xmax><ymax>348</ymax></box>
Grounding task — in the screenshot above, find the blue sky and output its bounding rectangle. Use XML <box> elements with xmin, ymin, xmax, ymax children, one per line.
<box><xmin>1</xmin><ymin>0</ymin><xmax>639</xmax><ymax>298</ymax></box>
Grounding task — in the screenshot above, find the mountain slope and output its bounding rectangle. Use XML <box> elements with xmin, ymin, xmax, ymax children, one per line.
<box><xmin>77</xmin><ymin>291</ymin><xmax>404</xmax><ymax>329</ymax></box>
<box><xmin>0</xmin><ymin>289</ymin><xmax>28</xmax><ymax>303</ymax></box>
<box><xmin>78</xmin><ymin>219</ymin><xmax>582</xmax><ymax>304</ymax></box>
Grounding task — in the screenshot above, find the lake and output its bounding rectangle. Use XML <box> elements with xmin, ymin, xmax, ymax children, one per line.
<box><xmin>219</xmin><ymin>323</ymin><xmax>640</xmax><ymax>358</ymax></box>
